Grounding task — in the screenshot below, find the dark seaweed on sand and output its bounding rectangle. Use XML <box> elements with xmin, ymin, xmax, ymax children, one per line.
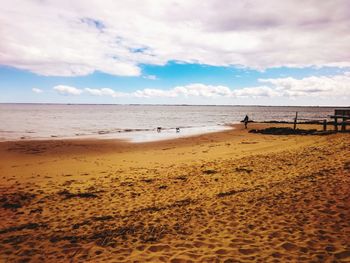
<box><xmin>57</xmin><ymin>189</ymin><xmax>98</xmax><ymax>199</ymax></box>
<box><xmin>1</xmin><ymin>192</ymin><xmax>36</xmax><ymax>210</ymax></box>
<box><xmin>250</xmin><ymin>127</ymin><xmax>318</xmax><ymax>135</ymax></box>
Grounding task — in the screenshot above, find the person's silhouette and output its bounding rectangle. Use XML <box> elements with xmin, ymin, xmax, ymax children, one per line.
<box><xmin>243</xmin><ymin>115</ymin><xmax>249</xmax><ymax>129</ymax></box>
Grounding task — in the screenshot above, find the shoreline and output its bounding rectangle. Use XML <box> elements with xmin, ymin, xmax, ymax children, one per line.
<box><xmin>0</xmin><ymin>121</ymin><xmax>330</xmax><ymax>144</ymax></box>
<box><xmin>0</xmin><ymin>124</ymin><xmax>233</xmax><ymax>144</ymax></box>
<box><xmin>0</xmin><ymin>118</ymin><xmax>342</xmax><ymax>144</ymax></box>
<box><xmin>0</xmin><ymin>122</ymin><xmax>325</xmax><ymax>155</ymax></box>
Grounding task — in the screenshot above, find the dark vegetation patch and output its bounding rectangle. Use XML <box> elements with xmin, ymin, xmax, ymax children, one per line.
<box><xmin>174</xmin><ymin>175</ymin><xmax>187</xmax><ymax>181</ymax></box>
<box><xmin>57</xmin><ymin>190</ymin><xmax>98</xmax><ymax>199</ymax></box>
<box><xmin>49</xmin><ymin>235</ymin><xmax>80</xmax><ymax>244</ymax></box>
<box><xmin>140</xmin><ymin>225</ymin><xmax>169</xmax><ymax>243</ymax></box>
<box><xmin>2</xmin><ymin>203</ymin><xmax>22</xmax><ymax>209</ymax></box>
<box><xmin>92</xmin><ymin>215</ymin><xmax>114</xmax><ymax>221</ymax></box>
<box><xmin>335</xmin><ymin>251</ymin><xmax>350</xmax><ymax>260</ymax></box>
<box><xmin>202</xmin><ymin>169</ymin><xmax>217</xmax><ymax>175</ymax></box>
<box><xmin>1</xmin><ymin>192</ymin><xmax>36</xmax><ymax>210</ymax></box>
<box><xmin>262</xmin><ymin>120</ymin><xmax>322</xmax><ymax>124</ymax></box>
<box><xmin>29</xmin><ymin>207</ymin><xmax>43</xmax><ymax>214</ymax></box>
<box><xmin>7</xmin><ymin>143</ymin><xmax>47</xmax><ymax>154</ymax></box>
<box><xmin>217</xmin><ymin>189</ymin><xmax>249</xmax><ymax>197</ymax></box>
<box><xmin>0</xmin><ymin>223</ymin><xmax>46</xmax><ymax>235</ymax></box>
<box><xmin>2</xmin><ymin>234</ymin><xmax>30</xmax><ymax>245</ymax></box>
<box><xmin>235</xmin><ymin>167</ymin><xmax>253</xmax><ymax>173</ymax></box>
<box><xmin>344</xmin><ymin>161</ymin><xmax>350</xmax><ymax>171</ymax></box>
<box><xmin>70</xmin><ymin>198</ymin><xmax>193</xmax><ymax>236</ymax></box>
<box><xmin>92</xmin><ymin>226</ymin><xmax>140</xmax><ymax>245</ymax></box>
<box><xmin>249</xmin><ymin>127</ymin><xmax>318</xmax><ymax>135</ymax></box>
<box><xmin>51</xmin><ymin>224</ymin><xmax>170</xmax><ymax>247</ymax></box>
<box><xmin>141</xmin><ymin>178</ymin><xmax>154</xmax><ymax>183</ymax></box>
<box><xmin>72</xmin><ymin>221</ymin><xmax>90</xmax><ymax>230</ymax></box>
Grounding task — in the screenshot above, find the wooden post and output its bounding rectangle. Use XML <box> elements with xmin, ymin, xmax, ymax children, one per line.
<box><xmin>334</xmin><ymin>117</ymin><xmax>338</xmax><ymax>131</ymax></box>
<box><xmin>341</xmin><ymin>117</ymin><xmax>346</xmax><ymax>131</ymax></box>
<box><xmin>323</xmin><ymin>119</ymin><xmax>327</xmax><ymax>131</ymax></box>
<box><xmin>293</xmin><ymin>112</ymin><xmax>298</xmax><ymax>130</ymax></box>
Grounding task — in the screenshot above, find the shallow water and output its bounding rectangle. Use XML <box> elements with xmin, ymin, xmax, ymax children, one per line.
<box><xmin>0</xmin><ymin>104</ymin><xmax>338</xmax><ymax>142</ymax></box>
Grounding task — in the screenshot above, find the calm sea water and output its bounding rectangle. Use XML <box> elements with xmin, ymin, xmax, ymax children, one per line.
<box><xmin>0</xmin><ymin>104</ymin><xmax>338</xmax><ymax>142</ymax></box>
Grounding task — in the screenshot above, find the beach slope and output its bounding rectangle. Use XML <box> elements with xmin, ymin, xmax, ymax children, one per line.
<box><xmin>0</xmin><ymin>124</ymin><xmax>349</xmax><ymax>262</ymax></box>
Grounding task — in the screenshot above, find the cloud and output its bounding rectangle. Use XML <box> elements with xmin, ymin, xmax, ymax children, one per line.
<box><xmin>231</xmin><ymin>86</ymin><xmax>279</xmax><ymax>98</ymax></box>
<box><xmin>133</xmin><ymin>88</ymin><xmax>178</xmax><ymax>98</ymax></box>
<box><xmin>133</xmin><ymin>84</ymin><xmax>232</xmax><ymax>98</ymax></box>
<box><xmin>53</xmin><ymin>85</ymin><xmax>83</xmax><ymax>95</ymax></box>
<box><xmin>52</xmin><ymin>73</ymin><xmax>350</xmax><ymax>100</ymax></box>
<box><xmin>259</xmin><ymin>74</ymin><xmax>350</xmax><ymax>97</ymax></box>
<box><xmin>174</xmin><ymin>84</ymin><xmax>232</xmax><ymax>98</ymax></box>
<box><xmin>32</xmin><ymin>88</ymin><xmax>43</xmax><ymax>93</ymax></box>
<box><xmin>143</xmin><ymin>75</ymin><xmax>158</xmax><ymax>80</ymax></box>
<box><xmin>85</xmin><ymin>88</ymin><xmax>127</xmax><ymax>97</ymax></box>
<box><xmin>1</xmin><ymin>0</ymin><xmax>350</xmax><ymax>77</ymax></box>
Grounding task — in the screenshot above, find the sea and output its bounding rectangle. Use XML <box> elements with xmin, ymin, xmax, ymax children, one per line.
<box><xmin>0</xmin><ymin>104</ymin><xmax>341</xmax><ymax>142</ymax></box>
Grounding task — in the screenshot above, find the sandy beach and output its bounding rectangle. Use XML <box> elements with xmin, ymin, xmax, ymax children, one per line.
<box><xmin>0</xmin><ymin>123</ymin><xmax>349</xmax><ymax>262</ymax></box>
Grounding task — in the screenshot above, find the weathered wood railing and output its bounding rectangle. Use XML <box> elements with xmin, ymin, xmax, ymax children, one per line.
<box><xmin>292</xmin><ymin>108</ymin><xmax>350</xmax><ymax>132</ymax></box>
<box><xmin>329</xmin><ymin>115</ymin><xmax>350</xmax><ymax>131</ymax></box>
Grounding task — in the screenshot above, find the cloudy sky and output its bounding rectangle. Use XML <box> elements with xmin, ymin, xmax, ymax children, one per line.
<box><xmin>1</xmin><ymin>0</ymin><xmax>349</xmax><ymax>105</ymax></box>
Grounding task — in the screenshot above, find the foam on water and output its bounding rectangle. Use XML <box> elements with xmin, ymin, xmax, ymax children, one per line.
<box><xmin>98</xmin><ymin>125</ymin><xmax>231</xmax><ymax>142</ymax></box>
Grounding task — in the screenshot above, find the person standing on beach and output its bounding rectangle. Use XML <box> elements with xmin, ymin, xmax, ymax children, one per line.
<box><xmin>243</xmin><ymin>115</ymin><xmax>249</xmax><ymax>129</ymax></box>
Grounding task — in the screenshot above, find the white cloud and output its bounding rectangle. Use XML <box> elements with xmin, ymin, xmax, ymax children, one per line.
<box><xmin>131</xmin><ymin>84</ymin><xmax>234</xmax><ymax>98</ymax></box>
<box><xmin>174</xmin><ymin>83</ymin><xmax>232</xmax><ymax>98</ymax></box>
<box><xmin>259</xmin><ymin>74</ymin><xmax>350</xmax><ymax>98</ymax></box>
<box><xmin>1</xmin><ymin>0</ymin><xmax>350</xmax><ymax>77</ymax></box>
<box><xmin>143</xmin><ymin>75</ymin><xmax>158</xmax><ymax>80</ymax></box>
<box><xmin>133</xmin><ymin>88</ymin><xmax>178</xmax><ymax>98</ymax></box>
<box><xmin>52</xmin><ymin>73</ymin><xmax>350</xmax><ymax>100</ymax></box>
<box><xmin>85</xmin><ymin>88</ymin><xmax>127</xmax><ymax>97</ymax></box>
<box><xmin>32</xmin><ymin>88</ymin><xmax>43</xmax><ymax>93</ymax></box>
<box><xmin>53</xmin><ymin>85</ymin><xmax>83</xmax><ymax>95</ymax></box>
<box><xmin>231</xmin><ymin>86</ymin><xmax>279</xmax><ymax>98</ymax></box>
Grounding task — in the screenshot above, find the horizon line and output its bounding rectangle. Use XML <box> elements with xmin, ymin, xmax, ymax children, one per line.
<box><xmin>0</xmin><ymin>102</ymin><xmax>349</xmax><ymax>108</ymax></box>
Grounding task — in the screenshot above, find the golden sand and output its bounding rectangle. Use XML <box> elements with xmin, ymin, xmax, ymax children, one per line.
<box><xmin>0</xmin><ymin>123</ymin><xmax>349</xmax><ymax>262</ymax></box>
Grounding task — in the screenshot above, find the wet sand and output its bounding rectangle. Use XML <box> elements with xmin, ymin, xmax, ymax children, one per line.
<box><xmin>0</xmin><ymin>123</ymin><xmax>349</xmax><ymax>262</ymax></box>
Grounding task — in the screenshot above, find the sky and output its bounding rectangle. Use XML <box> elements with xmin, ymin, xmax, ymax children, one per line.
<box><xmin>0</xmin><ymin>0</ymin><xmax>350</xmax><ymax>106</ymax></box>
